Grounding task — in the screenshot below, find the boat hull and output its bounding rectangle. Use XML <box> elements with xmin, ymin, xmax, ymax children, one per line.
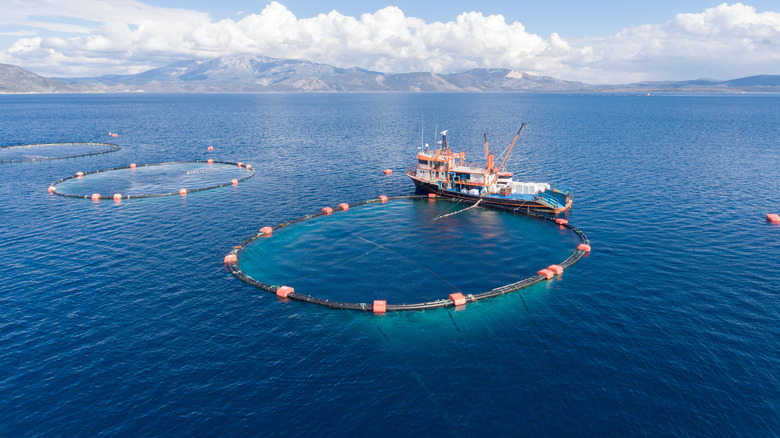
<box><xmin>409</xmin><ymin>175</ymin><xmax>572</xmax><ymax>214</ymax></box>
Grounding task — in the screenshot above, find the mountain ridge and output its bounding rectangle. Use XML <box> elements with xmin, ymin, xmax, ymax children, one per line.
<box><xmin>1</xmin><ymin>56</ymin><xmax>778</xmax><ymax>93</ymax></box>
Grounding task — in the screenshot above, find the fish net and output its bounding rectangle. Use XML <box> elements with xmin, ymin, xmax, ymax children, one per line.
<box><xmin>0</xmin><ymin>142</ymin><xmax>120</xmax><ymax>163</ymax></box>
<box><xmin>227</xmin><ymin>196</ymin><xmax>590</xmax><ymax>311</ymax></box>
<box><xmin>50</xmin><ymin>160</ymin><xmax>254</xmax><ymax>199</ymax></box>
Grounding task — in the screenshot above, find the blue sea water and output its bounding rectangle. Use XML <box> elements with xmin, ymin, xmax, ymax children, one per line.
<box><xmin>0</xmin><ymin>92</ymin><xmax>778</xmax><ymax>437</ymax></box>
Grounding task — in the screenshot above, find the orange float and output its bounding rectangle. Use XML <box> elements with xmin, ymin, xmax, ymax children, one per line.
<box><xmin>339</xmin><ymin>203</ymin><xmax>349</xmax><ymax>211</ymax></box>
<box><xmin>373</xmin><ymin>300</ymin><xmax>387</xmax><ymax>313</ymax></box>
<box><xmin>276</xmin><ymin>286</ymin><xmax>294</xmax><ymax>298</ymax></box>
<box><xmin>322</xmin><ymin>207</ymin><xmax>333</xmax><ymax>215</ymax></box>
<box><xmin>537</xmin><ymin>269</ymin><xmax>554</xmax><ymax>279</ymax></box>
<box><xmin>449</xmin><ymin>292</ymin><xmax>466</xmax><ymax>306</ymax></box>
<box><xmin>224</xmin><ymin>254</ymin><xmax>237</xmax><ymax>264</ymax></box>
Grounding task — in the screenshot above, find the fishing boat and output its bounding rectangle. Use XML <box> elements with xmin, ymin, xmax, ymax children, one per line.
<box><xmin>406</xmin><ymin>124</ymin><xmax>573</xmax><ymax>214</ymax></box>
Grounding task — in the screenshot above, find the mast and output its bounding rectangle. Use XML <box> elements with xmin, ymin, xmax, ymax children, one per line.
<box><xmin>496</xmin><ymin>123</ymin><xmax>526</xmax><ymax>174</ymax></box>
<box><xmin>484</xmin><ymin>133</ymin><xmax>495</xmax><ymax>185</ymax></box>
<box><xmin>421</xmin><ymin>115</ymin><xmax>424</xmax><ymax>150</ymax></box>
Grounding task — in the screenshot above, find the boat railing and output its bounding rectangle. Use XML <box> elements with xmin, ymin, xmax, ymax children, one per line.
<box><xmin>552</xmin><ymin>184</ymin><xmax>574</xmax><ymax>196</ymax></box>
<box><xmin>539</xmin><ymin>191</ymin><xmax>561</xmax><ymax>208</ymax></box>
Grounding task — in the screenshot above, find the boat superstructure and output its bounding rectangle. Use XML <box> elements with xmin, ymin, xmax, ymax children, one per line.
<box><xmin>406</xmin><ymin>124</ymin><xmax>573</xmax><ymax>214</ymax></box>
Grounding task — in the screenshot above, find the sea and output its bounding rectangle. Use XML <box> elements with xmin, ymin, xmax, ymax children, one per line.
<box><xmin>0</xmin><ymin>92</ymin><xmax>778</xmax><ymax>437</ymax></box>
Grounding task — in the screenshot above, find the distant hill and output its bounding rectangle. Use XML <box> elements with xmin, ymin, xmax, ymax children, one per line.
<box><xmin>0</xmin><ymin>63</ymin><xmax>89</xmax><ymax>93</ymax></box>
<box><xmin>2</xmin><ymin>56</ymin><xmax>779</xmax><ymax>93</ymax></box>
<box><xmin>61</xmin><ymin>55</ymin><xmax>596</xmax><ymax>92</ymax></box>
<box><xmin>610</xmin><ymin>75</ymin><xmax>780</xmax><ymax>93</ymax></box>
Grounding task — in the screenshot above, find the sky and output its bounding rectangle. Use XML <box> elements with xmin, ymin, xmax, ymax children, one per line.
<box><xmin>0</xmin><ymin>0</ymin><xmax>778</xmax><ymax>83</ymax></box>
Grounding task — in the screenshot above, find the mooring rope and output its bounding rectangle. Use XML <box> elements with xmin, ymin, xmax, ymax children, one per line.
<box><xmin>432</xmin><ymin>198</ymin><xmax>482</xmax><ymax>221</ymax></box>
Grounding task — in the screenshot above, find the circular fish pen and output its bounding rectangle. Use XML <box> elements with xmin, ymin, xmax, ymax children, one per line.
<box><xmin>226</xmin><ymin>195</ymin><xmax>591</xmax><ymax>312</ymax></box>
<box><xmin>0</xmin><ymin>142</ymin><xmax>120</xmax><ymax>163</ymax></box>
<box><xmin>49</xmin><ymin>160</ymin><xmax>255</xmax><ymax>200</ymax></box>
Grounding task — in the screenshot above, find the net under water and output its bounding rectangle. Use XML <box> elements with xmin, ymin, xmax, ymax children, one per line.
<box><xmin>0</xmin><ymin>143</ymin><xmax>118</xmax><ymax>162</ymax></box>
<box><xmin>52</xmin><ymin>161</ymin><xmax>253</xmax><ymax>198</ymax></box>
<box><xmin>238</xmin><ymin>198</ymin><xmax>580</xmax><ymax>304</ymax></box>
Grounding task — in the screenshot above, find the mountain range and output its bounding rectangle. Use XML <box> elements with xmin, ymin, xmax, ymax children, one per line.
<box><xmin>2</xmin><ymin>56</ymin><xmax>779</xmax><ymax>93</ymax></box>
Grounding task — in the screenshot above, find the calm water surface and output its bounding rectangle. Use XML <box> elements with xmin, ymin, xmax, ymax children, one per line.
<box><xmin>0</xmin><ymin>93</ymin><xmax>778</xmax><ymax>437</ymax></box>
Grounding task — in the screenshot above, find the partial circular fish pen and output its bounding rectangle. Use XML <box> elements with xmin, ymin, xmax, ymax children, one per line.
<box><xmin>48</xmin><ymin>160</ymin><xmax>254</xmax><ymax>200</ymax></box>
<box><xmin>0</xmin><ymin>142</ymin><xmax>120</xmax><ymax>163</ymax></box>
<box><xmin>226</xmin><ymin>194</ymin><xmax>591</xmax><ymax>312</ymax></box>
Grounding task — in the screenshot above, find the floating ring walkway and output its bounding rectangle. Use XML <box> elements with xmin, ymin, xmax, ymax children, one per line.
<box><xmin>48</xmin><ymin>160</ymin><xmax>255</xmax><ymax>200</ymax></box>
<box><xmin>226</xmin><ymin>194</ymin><xmax>591</xmax><ymax>313</ymax></box>
<box><xmin>0</xmin><ymin>142</ymin><xmax>121</xmax><ymax>163</ymax></box>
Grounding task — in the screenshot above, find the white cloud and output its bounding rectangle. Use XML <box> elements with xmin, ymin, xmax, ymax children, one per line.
<box><xmin>570</xmin><ymin>3</ymin><xmax>780</xmax><ymax>82</ymax></box>
<box><xmin>0</xmin><ymin>1</ymin><xmax>778</xmax><ymax>83</ymax></box>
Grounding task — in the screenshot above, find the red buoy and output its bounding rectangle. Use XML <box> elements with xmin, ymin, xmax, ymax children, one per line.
<box><xmin>428</xmin><ymin>193</ymin><xmax>436</xmax><ymax>199</ymax></box>
<box><xmin>555</xmin><ymin>218</ymin><xmax>568</xmax><ymax>225</ymax></box>
<box><xmin>237</xmin><ymin>162</ymin><xmax>243</xmax><ymax>168</ymax></box>
<box><xmin>449</xmin><ymin>292</ymin><xmax>466</xmax><ymax>306</ymax></box>
<box><xmin>537</xmin><ymin>269</ymin><xmax>554</xmax><ymax>280</ymax></box>
<box><xmin>547</xmin><ymin>264</ymin><xmax>563</xmax><ymax>275</ymax></box>
<box><xmin>378</xmin><ymin>195</ymin><xmax>388</xmax><ymax>203</ymax></box>
<box><xmin>207</xmin><ymin>159</ymin><xmax>213</xmax><ymax>165</ymax></box>
<box><xmin>91</xmin><ymin>193</ymin><xmax>100</xmax><ymax>201</ymax></box>
<box><xmin>207</xmin><ymin>146</ymin><xmax>214</xmax><ymax>151</ymax></box>
<box><xmin>322</xmin><ymin>207</ymin><xmax>333</xmax><ymax>215</ymax></box>
<box><xmin>76</xmin><ymin>172</ymin><xmax>84</xmax><ymax>178</ymax></box>
<box><xmin>113</xmin><ymin>193</ymin><xmax>122</xmax><ymax>201</ymax></box>
<box><xmin>246</xmin><ymin>164</ymin><xmax>252</xmax><ymax>170</ymax></box>
<box><xmin>179</xmin><ymin>188</ymin><xmax>187</xmax><ymax>196</ymax></box>
<box><xmin>130</xmin><ymin>163</ymin><xmax>136</xmax><ymax>169</ymax></box>
<box><xmin>259</xmin><ymin>226</ymin><xmax>273</xmax><ymax>236</ymax></box>
<box><xmin>224</xmin><ymin>254</ymin><xmax>237</xmax><ymax>264</ymax></box>
<box><xmin>383</xmin><ymin>169</ymin><xmax>392</xmax><ymax>175</ymax></box>
<box><xmin>767</xmin><ymin>213</ymin><xmax>780</xmax><ymax>223</ymax></box>
<box><xmin>373</xmin><ymin>300</ymin><xmax>387</xmax><ymax>314</ymax></box>
<box><xmin>47</xmin><ymin>186</ymin><xmax>55</xmax><ymax>193</ymax></box>
<box><xmin>577</xmin><ymin>243</ymin><xmax>591</xmax><ymax>252</ymax></box>
<box><xmin>276</xmin><ymin>286</ymin><xmax>294</xmax><ymax>298</ymax></box>
<box><xmin>339</xmin><ymin>203</ymin><xmax>349</xmax><ymax>211</ymax></box>
<box><xmin>231</xmin><ymin>179</ymin><xmax>239</xmax><ymax>186</ymax></box>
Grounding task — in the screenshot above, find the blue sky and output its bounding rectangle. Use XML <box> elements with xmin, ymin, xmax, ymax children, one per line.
<box><xmin>1</xmin><ymin>1</ymin><xmax>778</xmax><ymax>83</ymax></box>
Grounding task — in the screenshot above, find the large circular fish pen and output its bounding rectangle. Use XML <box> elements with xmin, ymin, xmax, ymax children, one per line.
<box><xmin>48</xmin><ymin>160</ymin><xmax>255</xmax><ymax>200</ymax></box>
<box><xmin>0</xmin><ymin>142</ymin><xmax>120</xmax><ymax>163</ymax></box>
<box><xmin>226</xmin><ymin>194</ymin><xmax>591</xmax><ymax>312</ymax></box>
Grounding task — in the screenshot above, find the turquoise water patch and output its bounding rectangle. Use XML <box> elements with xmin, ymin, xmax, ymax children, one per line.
<box><xmin>238</xmin><ymin>198</ymin><xmax>579</xmax><ymax>304</ymax></box>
